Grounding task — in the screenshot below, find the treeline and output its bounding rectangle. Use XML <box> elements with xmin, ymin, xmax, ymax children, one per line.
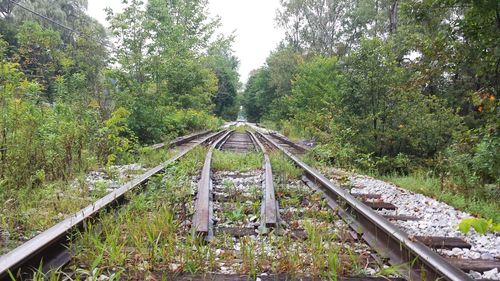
<box><xmin>243</xmin><ymin>0</ymin><xmax>499</xmax><ymax>193</ymax></box>
<box><xmin>0</xmin><ymin>0</ymin><xmax>239</xmax><ymax>189</ymax></box>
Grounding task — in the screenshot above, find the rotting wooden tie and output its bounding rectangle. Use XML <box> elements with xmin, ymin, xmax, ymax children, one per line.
<box><xmin>446</xmin><ymin>258</ymin><xmax>500</xmax><ymax>272</ymax></box>
<box><xmin>355</xmin><ymin>193</ymin><xmax>383</xmax><ymax>199</ymax></box>
<box><xmin>383</xmin><ymin>215</ymin><xmax>420</xmax><ymax>221</ymax></box>
<box><xmin>362</xmin><ymin>201</ymin><xmax>397</xmax><ymax>210</ymax></box>
<box><xmin>416</xmin><ymin>236</ymin><xmax>472</xmax><ymax>249</ymax></box>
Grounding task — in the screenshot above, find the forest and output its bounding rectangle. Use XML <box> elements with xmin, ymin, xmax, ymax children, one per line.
<box><xmin>243</xmin><ymin>0</ymin><xmax>499</xmax><ymax>219</ymax></box>
<box><xmin>0</xmin><ymin>0</ymin><xmax>239</xmax><ymax>189</ymax></box>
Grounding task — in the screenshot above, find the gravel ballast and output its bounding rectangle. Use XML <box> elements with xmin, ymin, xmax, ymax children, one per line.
<box><xmin>345</xmin><ymin>174</ymin><xmax>500</xmax><ymax>280</ymax></box>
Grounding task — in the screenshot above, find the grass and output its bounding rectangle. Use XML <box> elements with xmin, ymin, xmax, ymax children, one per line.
<box><xmin>381</xmin><ymin>172</ymin><xmax>500</xmax><ymax>223</ymax></box>
<box><xmin>269</xmin><ymin>151</ymin><xmax>303</xmax><ymax>181</ymax></box>
<box><xmin>0</xmin><ymin>143</ymin><xmax>194</xmax><ymax>257</ymax></box>
<box><xmin>0</xmin><ymin>180</ymin><xmax>104</xmax><ymax>255</ymax></box>
<box><xmin>138</xmin><ymin>146</ymin><xmax>173</xmax><ymax>167</ymax></box>
<box><xmin>10</xmin><ymin>145</ymin><xmax>382</xmax><ymax>279</ymax></box>
<box><xmin>212</xmin><ymin>150</ymin><xmax>262</xmax><ymax>172</ymax></box>
<box><xmin>260</xmin><ymin>120</ymin><xmax>311</xmax><ymax>142</ymax></box>
<box><xmin>62</xmin><ymin>146</ymin><xmax>208</xmax><ymax>279</ymax></box>
<box><xmin>233</xmin><ymin>124</ymin><xmax>250</xmax><ymax>133</ymax></box>
<box><xmin>270</xmin><ymin>179</ymin><xmax>367</xmax><ymax>278</ymax></box>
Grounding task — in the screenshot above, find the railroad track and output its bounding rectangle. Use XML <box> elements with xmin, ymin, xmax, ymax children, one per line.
<box><xmin>0</xmin><ymin>130</ymin><xmax>222</xmax><ymax>280</ymax></box>
<box><xmin>1</xmin><ymin>124</ymin><xmax>498</xmax><ymax>280</ymax></box>
<box><xmin>251</xmin><ymin>126</ymin><xmax>499</xmax><ymax>281</ymax></box>
<box><xmin>191</xmin><ymin>127</ymin><xmax>392</xmax><ymax>280</ymax></box>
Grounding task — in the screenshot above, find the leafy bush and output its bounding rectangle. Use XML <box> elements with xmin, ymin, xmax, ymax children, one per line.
<box><xmin>446</xmin><ymin>127</ymin><xmax>499</xmax><ymax>190</ymax></box>
<box><xmin>457</xmin><ymin>218</ymin><xmax>500</xmax><ymax>234</ymax></box>
<box><xmin>0</xmin><ymin>43</ymin><xmax>101</xmax><ymax>187</ymax></box>
<box><xmin>97</xmin><ymin>107</ymin><xmax>137</xmax><ymax>166</ymax></box>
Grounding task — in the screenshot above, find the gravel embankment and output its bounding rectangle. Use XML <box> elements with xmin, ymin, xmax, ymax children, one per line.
<box><xmin>346</xmin><ymin>174</ymin><xmax>500</xmax><ymax>280</ymax></box>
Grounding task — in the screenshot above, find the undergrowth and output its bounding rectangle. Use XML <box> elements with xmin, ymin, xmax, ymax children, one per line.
<box><xmin>269</xmin><ymin>151</ymin><xmax>303</xmax><ymax>181</ymax></box>
<box><xmin>138</xmin><ymin>146</ymin><xmax>173</xmax><ymax>167</ymax></box>
<box><xmin>0</xmin><ymin>180</ymin><xmax>107</xmax><ymax>255</ymax></box>
<box><xmin>212</xmin><ymin>150</ymin><xmax>262</xmax><ymax>172</ymax></box>
<box><xmin>62</xmin><ymin>146</ymin><xmax>208</xmax><ymax>280</ymax></box>
<box><xmin>266</xmin><ymin>123</ymin><xmax>500</xmax><ymax>223</ymax></box>
<box><xmin>0</xmin><ymin>144</ymin><xmax>183</xmax><ymax>255</ymax></box>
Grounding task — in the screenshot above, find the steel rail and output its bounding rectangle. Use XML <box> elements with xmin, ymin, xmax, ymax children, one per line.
<box><xmin>247</xmin><ymin>131</ymin><xmax>258</xmax><ymax>151</ymax></box>
<box><xmin>255</xmin><ymin>129</ymin><xmax>472</xmax><ymax>281</ymax></box>
<box><xmin>215</xmin><ymin>130</ymin><xmax>233</xmax><ymax>150</ymax></box>
<box><xmin>193</xmin><ymin>130</ymin><xmax>233</xmax><ymax>237</ymax></box>
<box><xmin>268</xmin><ymin>132</ymin><xmax>309</xmax><ymax>153</ymax></box>
<box><xmin>248</xmin><ymin>131</ymin><xmax>278</xmax><ymax>228</ymax></box>
<box><xmin>150</xmin><ymin>130</ymin><xmax>212</xmax><ymax>150</ymax></box>
<box><xmin>0</xmin><ymin>131</ymin><xmax>224</xmax><ymax>280</ymax></box>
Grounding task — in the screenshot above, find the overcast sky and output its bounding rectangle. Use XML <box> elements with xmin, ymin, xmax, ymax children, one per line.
<box><xmin>87</xmin><ymin>0</ymin><xmax>284</xmax><ymax>84</ymax></box>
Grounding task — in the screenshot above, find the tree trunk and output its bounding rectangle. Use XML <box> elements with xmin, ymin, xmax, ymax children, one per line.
<box><xmin>389</xmin><ymin>0</ymin><xmax>399</xmax><ymax>34</ymax></box>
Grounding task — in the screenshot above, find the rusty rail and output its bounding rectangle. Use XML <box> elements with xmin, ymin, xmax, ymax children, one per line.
<box><xmin>255</xmin><ymin>129</ymin><xmax>472</xmax><ymax>281</ymax></box>
<box><xmin>193</xmin><ymin>130</ymin><xmax>232</xmax><ymax>237</ymax></box>
<box><xmin>248</xmin><ymin>131</ymin><xmax>277</xmax><ymax>228</ymax></box>
<box><xmin>0</xmin><ymin>131</ymin><xmax>224</xmax><ymax>280</ymax></box>
<box><xmin>269</xmin><ymin>132</ymin><xmax>308</xmax><ymax>153</ymax></box>
<box><xmin>150</xmin><ymin>130</ymin><xmax>211</xmax><ymax>150</ymax></box>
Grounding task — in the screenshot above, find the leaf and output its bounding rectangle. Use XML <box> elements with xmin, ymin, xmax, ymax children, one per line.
<box><xmin>471</xmin><ymin>218</ymin><xmax>489</xmax><ymax>234</ymax></box>
<box><xmin>490</xmin><ymin>223</ymin><xmax>500</xmax><ymax>233</ymax></box>
<box><xmin>457</xmin><ymin>218</ymin><xmax>473</xmax><ymax>234</ymax></box>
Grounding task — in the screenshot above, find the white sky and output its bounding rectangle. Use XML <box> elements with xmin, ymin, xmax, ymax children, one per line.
<box><xmin>87</xmin><ymin>0</ymin><xmax>284</xmax><ymax>84</ymax></box>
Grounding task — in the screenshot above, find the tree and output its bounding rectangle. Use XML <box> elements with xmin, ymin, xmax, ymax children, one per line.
<box><xmin>206</xmin><ymin>36</ymin><xmax>240</xmax><ymax>120</ymax></box>
<box><xmin>106</xmin><ymin>0</ymin><xmax>223</xmax><ymax>142</ymax></box>
<box><xmin>16</xmin><ymin>21</ymin><xmax>65</xmax><ymax>101</ymax></box>
<box><xmin>277</xmin><ymin>0</ymin><xmax>349</xmax><ymax>55</ymax></box>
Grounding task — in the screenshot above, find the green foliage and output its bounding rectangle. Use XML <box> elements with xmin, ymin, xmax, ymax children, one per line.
<box><xmin>457</xmin><ymin>218</ymin><xmax>500</xmax><ymax>234</ymax></box>
<box><xmin>242</xmin><ymin>46</ymin><xmax>302</xmax><ymax>122</ymax></box>
<box><xmin>445</xmin><ymin>123</ymin><xmax>499</xmax><ymax>190</ymax></box>
<box><xmin>106</xmin><ymin>0</ymin><xmax>229</xmax><ymax>142</ymax></box>
<box><xmin>206</xmin><ymin>37</ymin><xmax>240</xmax><ymax>120</ymax></box>
<box><xmin>242</xmin><ymin>67</ymin><xmax>274</xmax><ymax>122</ymax></box>
<box><xmin>269</xmin><ymin>151</ymin><xmax>303</xmax><ymax>180</ymax></box>
<box><xmin>16</xmin><ymin>21</ymin><xmax>65</xmax><ymax>100</ymax></box>
<box><xmin>244</xmin><ymin>0</ymin><xmax>499</xmax><ymax>214</ymax></box>
<box><xmin>0</xmin><ymin>40</ymin><xmax>104</xmax><ymax>186</ymax></box>
<box><xmin>0</xmin><ymin>2</ymin><xmax>227</xmax><ymax>185</ymax></box>
<box><xmin>98</xmin><ymin>107</ymin><xmax>137</xmax><ymax>166</ymax></box>
<box><xmin>164</xmin><ymin>109</ymin><xmax>222</xmax><ymax>137</ymax></box>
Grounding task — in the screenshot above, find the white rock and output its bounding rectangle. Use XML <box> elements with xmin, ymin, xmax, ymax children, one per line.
<box><xmin>469</xmin><ymin>251</ymin><xmax>481</xmax><ymax>259</ymax></box>
<box><xmin>345</xmin><ymin>174</ymin><xmax>500</xmax><ymax>261</ymax></box>
<box><xmin>169</xmin><ymin>263</ymin><xmax>180</xmax><ymax>271</ymax></box>
<box><xmin>469</xmin><ymin>271</ymin><xmax>482</xmax><ymax>279</ymax></box>
<box><xmin>483</xmin><ymin>268</ymin><xmax>498</xmax><ymax>279</ymax></box>
<box><xmin>481</xmin><ymin>252</ymin><xmax>494</xmax><ymax>260</ymax></box>
<box><xmin>363</xmin><ymin>268</ymin><xmax>376</xmax><ymax>275</ymax></box>
<box><xmin>451</xmin><ymin>248</ymin><xmax>462</xmax><ymax>256</ymax></box>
